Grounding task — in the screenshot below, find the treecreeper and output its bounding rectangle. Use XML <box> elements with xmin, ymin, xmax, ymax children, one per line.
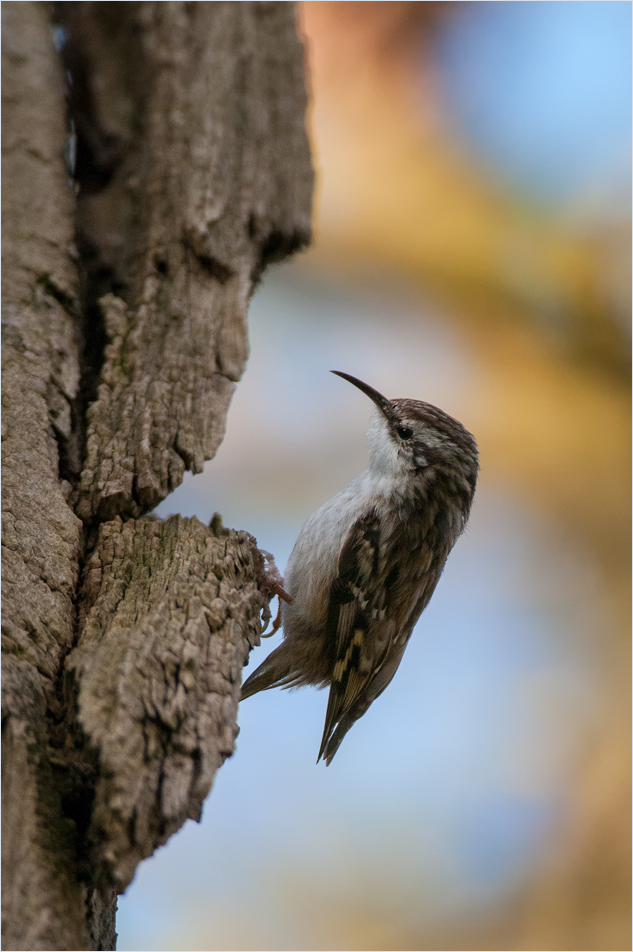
<box><xmin>241</xmin><ymin>371</ymin><xmax>479</xmax><ymax>763</ymax></box>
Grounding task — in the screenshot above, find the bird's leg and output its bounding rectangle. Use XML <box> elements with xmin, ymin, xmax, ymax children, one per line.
<box><xmin>260</xmin><ymin>593</ymin><xmax>284</xmax><ymax>638</ymax></box>
<box><xmin>271</xmin><ymin>581</ymin><xmax>293</xmax><ymax>604</ymax></box>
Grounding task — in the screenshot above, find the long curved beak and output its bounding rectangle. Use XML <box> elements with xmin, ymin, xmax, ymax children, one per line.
<box><xmin>330</xmin><ymin>371</ymin><xmax>394</xmax><ymax>421</ymax></box>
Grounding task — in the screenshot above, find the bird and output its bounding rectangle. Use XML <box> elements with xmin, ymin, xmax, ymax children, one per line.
<box><xmin>240</xmin><ymin>371</ymin><xmax>479</xmax><ymax>764</ymax></box>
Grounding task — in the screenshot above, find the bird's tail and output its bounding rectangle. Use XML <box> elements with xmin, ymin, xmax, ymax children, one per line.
<box><xmin>318</xmin><ymin>711</ymin><xmax>357</xmax><ymax>765</ymax></box>
<box><xmin>240</xmin><ymin>642</ymin><xmax>298</xmax><ymax>700</ymax></box>
<box><xmin>318</xmin><ymin>643</ymin><xmax>407</xmax><ymax>764</ymax></box>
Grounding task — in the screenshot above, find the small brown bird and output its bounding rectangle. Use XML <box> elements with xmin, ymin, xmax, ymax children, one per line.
<box><xmin>241</xmin><ymin>372</ymin><xmax>479</xmax><ymax>764</ymax></box>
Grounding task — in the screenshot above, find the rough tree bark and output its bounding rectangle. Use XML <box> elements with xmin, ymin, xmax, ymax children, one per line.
<box><xmin>1</xmin><ymin>3</ymin><xmax>313</xmax><ymax>949</ymax></box>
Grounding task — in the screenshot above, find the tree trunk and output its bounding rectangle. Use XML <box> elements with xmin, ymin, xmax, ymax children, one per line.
<box><xmin>1</xmin><ymin>2</ymin><xmax>313</xmax><ymax>948</ymax></box>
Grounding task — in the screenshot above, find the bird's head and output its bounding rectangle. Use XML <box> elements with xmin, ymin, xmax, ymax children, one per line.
<box><xmin>331</xmin><ymin>371</ymin><xmax>479</xmax><ymax>500</ymax></box>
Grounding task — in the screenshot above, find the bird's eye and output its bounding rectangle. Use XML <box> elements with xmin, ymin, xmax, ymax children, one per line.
<box><xmin>396</xmin><ymin>425</ymin><xmax>413</xmax><ymax>441</ymax></box>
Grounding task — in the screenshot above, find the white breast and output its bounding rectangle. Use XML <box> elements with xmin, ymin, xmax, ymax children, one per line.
<box><xmin>282</xmin><ymin>471</ymin><xmax>377</xmax><ymax>633</ymax></box>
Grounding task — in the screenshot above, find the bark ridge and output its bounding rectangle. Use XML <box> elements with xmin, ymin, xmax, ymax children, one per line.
<box><xmin>70</xmin><ymin>515</ymin><xmax>268</xmax><ymax>890</ymax></box>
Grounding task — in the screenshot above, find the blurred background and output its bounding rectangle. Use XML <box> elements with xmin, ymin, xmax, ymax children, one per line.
<box><xmin>117</xmin><ymin>3</ymin><xmax>631</xmax><ymax>950</ymax></box>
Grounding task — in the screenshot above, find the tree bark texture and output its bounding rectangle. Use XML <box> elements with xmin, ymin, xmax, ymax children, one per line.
<box><xmin>1</xmin><ymin>2</ymin><xmax>313</xmax><ymax>949</ymax></box>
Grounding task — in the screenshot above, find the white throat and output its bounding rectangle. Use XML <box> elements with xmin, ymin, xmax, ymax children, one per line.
<box><xmin>366</xmin><ymin>411</ymin><xmax>402</xmax><ymax>479</ymax></box>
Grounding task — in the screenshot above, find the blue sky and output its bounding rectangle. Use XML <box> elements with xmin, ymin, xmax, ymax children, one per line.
<box><xmin>436</xmin><ymin>1</ymin><xmax>632</xmax><ymax>207</ymax></box>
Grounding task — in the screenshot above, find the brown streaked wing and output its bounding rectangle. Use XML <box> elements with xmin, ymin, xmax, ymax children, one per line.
<box><xmin>317</xmin><ymin>512</ymin><xmax>383</xmax><ymax>762</ymax></box>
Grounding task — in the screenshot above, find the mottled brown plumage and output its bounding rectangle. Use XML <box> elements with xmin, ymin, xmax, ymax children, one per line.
<box><xmin>241</xmin><ymin>372</ymin><xmax>478</xmax><ymax>763</ymax></box>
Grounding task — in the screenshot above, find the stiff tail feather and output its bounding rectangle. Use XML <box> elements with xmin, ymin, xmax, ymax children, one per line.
<box><xmin>317</xmin><ymin>711</ymin><xmax>356</xmax><ymax>765</ymax></box>
<box><xmin>240</xmin><ymin>643</ymin><xmax>297</xmax><ymax>700</ymax></box>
